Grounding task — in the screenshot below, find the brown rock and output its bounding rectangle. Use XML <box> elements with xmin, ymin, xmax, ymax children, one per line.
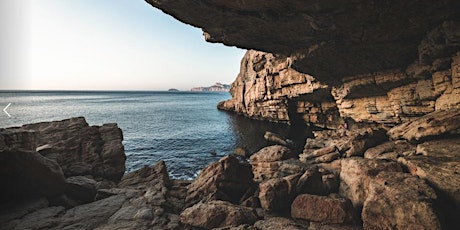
<box><xmin>234</xmin><ymin>147</ymin><xmax>250</xmax><ymax>158</ymax></box>
<box><xmin>0</xmin><ymin>149</ymin><xmax>66</xmax><ymax>203</ymax></box>
<box><xmin>398</xmin><ymin>139</ymin><xmax>460</xmax><ymax>227</ymax></box>
<box><xmin>264</xmin><ymin>131</ymin><xmax>294</xmax><ymax>147</ymax></box>
<box><xmin>388</xmin><ymin>108</ymin><xmax>460</xmax><ymax>142</ymax></box>
<box><xmin>258</xmin><ymin>174</ymin><xmax>300</xmax><ymax>212</ymax></box>
<box><xmin>119</xmin><ymin>160</ymin><xmax>170</xmax><ymax>188</ymax></box>
<box><xmin>253</xmin><ymin>217</ymin><xmax>308</xmax><ymax>230</ymax></box>
<box><xmin>308</xmin><ymin>222</ymin><xmax>363</xmax><ymax>230</ymax></box>
<box><xmin>250</xmin><ymin>145</ymin><xmax>294</xmax><ymax>163</ymax></box>
<box><xmin>362</xmin><ymin>172</ymin><xmax>441</xmax><ymax>230</ymax></box>
<box><xmin>291</xmin><ymin>194</ymin><xmax>356</xmax><ymax>224</ymax></box>
<box><xmin>364</xmin><ymin>140</ymin><xmax>416</xmax><ymax>160</ymax></box>
<box><xmin>8</xmin><ymin>117</ymin><xmax>126</xmax><ymax>181</ymax></box>
<box><xmin>343</xmin><ymin>128</ymin><xmax>388</xmax><ymax>158</ymax></box>
<box><xmin>180</xmin><ymin>200</ymin><xmax>258</xmax><ymax>229</ymax></box>
<box><xmin>0</xmin><ymin>129</ymin><xmax>38</xmax><ymax>151</ymax></box>
<box><xmin>185</xmin><ymin>155</ymin><xmax>254</xmax><ymax>207</ymax></box>
<box><xmin>217</xmin><ymin>50</ymin><xmax>337</xmax><ymax>128</ymax></box>
<box><xmin>250</xmin><ymin>146</ymin><xmax>306</xmax><ymax>182</ymax></box>
<box><xmin>296</xmin><ymin>166</ymin><xmax>339</xmax><ymax>196</ymax></box>
<box><xmin>65</xmin><ymin>176</ymin><xmax>97</xmax><ymax>204</ymax></box>
<box><xmin>339</xmin><ymin>158</ymin><xmax>402</xmax><ymax>209</ymax></box>
<box><xmin>300</xmin><ymin>145</ymin><xmax>337</xmax><ymax>162</ymax></box>
<box><xmin>251</xmin><ymin>158</ymin><xmax>308</xmax><ymax>182</ymax></box>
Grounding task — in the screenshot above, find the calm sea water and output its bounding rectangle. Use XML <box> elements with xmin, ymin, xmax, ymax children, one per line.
<box><xmin>0</xmin><ymin>91</ymin><xmax>307</xmax><ymax>179</ymax></box>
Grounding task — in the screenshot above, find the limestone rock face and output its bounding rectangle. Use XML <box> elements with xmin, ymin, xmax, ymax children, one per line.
<box><xmin>185</xmin><ymin>155</ymin><xmax>254</xmax><ymax>207</ymax></box>
<box><xmin>339</xmin><ymin>158</ymin><xmax>402</xmax><ymax>209</ymax></box>
<box><xmin>7</xmin><ymin>117</ymin><xmax>126</xmax><ymax>181</ymax></box>
<box><xmin>218</xmin><ymin>50</ymin><xmax>337</xmax><ymax>127</ymax></box>
<box><xmin>291</xmin><ymin>194</ymin><xmax>356</xmax><ymax>224</ymax></box>
<box><xmin>362</xmin><ymin>172</ymin><xmax>441</xmax><ymax>230</ymax></box>
<box><xmin>180</xmin><ymin>200</ymin><xmax>258</xmax><ymax>229</ymax></box>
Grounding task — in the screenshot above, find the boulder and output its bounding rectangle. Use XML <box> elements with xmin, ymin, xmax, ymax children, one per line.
<box><xmin>399</xmin><ymin>139</ymin><xmax>460</xmax><ymax>207</ymax></box>
<box><xmin>258</xmin><ymin>174</ymin><xmax>300</xmax><ymax>212</ymax></box>
<box><xmin>253</xmin><ymin>217</ymin><xmax>308</xmax><ymax>230</ymax></box>
<box><xmin>339</xmin><ymin>158</ymin><xmax>402</xmax><ymax>209</ymax></box>
<box><xmin>300</xmin><ymin>145</ymin><xmax>337</xmax><ymax>162</ymax></box>
<box><xmin>308</xmin><ymin>222</ymin><xmax>363</xmax><ymax>230</ymax></box>
<box><xmin>65</xmin><ymin>176</ymin><xmax>97</xmax><ymax>204</ymax></box>
<box><xmin>291</xmin><ymin>194</ymin><xmax>356</xmax><ymax>224</ymax></box>
<box><xmin>362</xmin><ymin>172</ymin><xmax>441</xmax><ymax>230</ymax></box>
<box><xmin>398</xmin><ymin>138</ymin><xmax>460</xmax><ymax>228</ymax></box>
<box><xmin>251</xmin><ymin>158</ymin><xmax>308</xmax><ymax>182</ymax></box>
<box><xmin>234</xmin><ymin>147</ymin><xmax>250</xmax><ymax>158</ymax></box>
<box><xmin>180</xmin><ymin>200</ymin><xmax>258</xmax><ymax>229</ymax></box>
<box><xmin>250</xmin><ymin>145</ymin><xmax>294</xmax><ymax>163</ymax></box>
<box><xmin>0</xmin><ymin>149</ymin><xmax>66</xmax><ymax>203</ymax></box>
<box><xmin>388</xmin><ymin>108</ymin><xmax>460</xmax><ymax>142</ymax></box>
<box><xmin>342</xmin><ymin>128</ymin><xmax>388</xmax><ymax>158</ymax></box>
<box><xmin>364</xmin><ymin>140</ymin><xmax>416</xmax><ymax>160</ymax></box>
<box><xmin>250</xmin><ymin>145</ymin><xmax>305</xmax><ymax>182</ymax></box>
<box><xmin>185</xmin><ymin>155</ymin><xmax>254</xmax><ymax>207</ymax></box>
<box><xmin>264</xmin><ymin>131</ymin><xmax>294</xmax><ymax>148</ymax></box>
<box><xmin>119</xmin><ymin>160</ymin><xmax>170</xmax><ymax>188</ymax></box>
<box><xmin>296</xmin><ymin>166</ymin><xmax>339</xmax><ymax>196</ymax></box>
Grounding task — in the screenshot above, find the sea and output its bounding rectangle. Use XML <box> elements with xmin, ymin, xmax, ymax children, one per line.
<box><xmin>0</xmin><ymin>91</ymin><xmax>307</xmax><ymax>180</ymax></box>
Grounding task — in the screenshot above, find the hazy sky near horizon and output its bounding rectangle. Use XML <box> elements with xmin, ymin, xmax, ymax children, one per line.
<box><xmin>0</xmin><ymin>0</ymin><xmax>246</xmax><ymax>91</ymax></box>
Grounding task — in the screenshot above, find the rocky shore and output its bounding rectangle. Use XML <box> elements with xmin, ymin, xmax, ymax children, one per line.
<box><xmin>0</xmin><ymin>111</ymin><xmax>459</xmax><ymax>229</ymax></box>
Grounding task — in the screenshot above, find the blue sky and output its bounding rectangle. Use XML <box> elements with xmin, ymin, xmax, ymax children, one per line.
<box><xmin>0</xmin><ymin>0</ymin><xmax>246</xmax><ymax>90</ymax></box>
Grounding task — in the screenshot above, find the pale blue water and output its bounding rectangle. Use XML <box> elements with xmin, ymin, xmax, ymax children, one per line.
<box><xmin>0</xmin><ymin>91</ymin><xmax>305</xmax><ymax>179</ymax></box>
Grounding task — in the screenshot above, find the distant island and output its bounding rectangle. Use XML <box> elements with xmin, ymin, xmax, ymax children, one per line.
<box><xmin>168</xmin><ymin>88</ymin><xmax>180</xmax><ymax>92</ymax></box>
<box><xmin>191</xmin><ymin>82</ymin><xmax>230</xmax><ymax>92</ymax></box>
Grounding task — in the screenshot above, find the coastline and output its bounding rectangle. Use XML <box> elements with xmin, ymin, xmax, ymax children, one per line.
<box><xmin>1</xmin><ymin>110</ymin><xmax>459</xmax><ymax>229</ymax></box>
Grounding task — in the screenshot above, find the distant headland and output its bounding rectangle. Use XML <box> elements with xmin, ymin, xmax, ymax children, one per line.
<box><xmin>191</xmin><ymin>82</ymin><xmax>230</xmax><ymax>92</ymax></box>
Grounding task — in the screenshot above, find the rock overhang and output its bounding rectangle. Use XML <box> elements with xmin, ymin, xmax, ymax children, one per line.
<box><xmin>146</xmin><ymin>0</ymin><xmax>459</xmax><ymax>84</ymax></box>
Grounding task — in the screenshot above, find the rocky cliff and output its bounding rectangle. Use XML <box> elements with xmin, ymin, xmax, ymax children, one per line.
<box><xmin>147</xmin><ymin>0</ymin><xmax>460</xmax><ymax>129</ymax></box>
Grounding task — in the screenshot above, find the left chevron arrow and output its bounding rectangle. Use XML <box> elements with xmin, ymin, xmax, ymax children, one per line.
<box><xmin>3</xmin><ymin>103</ymin><xmax>11</xmax><ymax>118</ymax></box>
